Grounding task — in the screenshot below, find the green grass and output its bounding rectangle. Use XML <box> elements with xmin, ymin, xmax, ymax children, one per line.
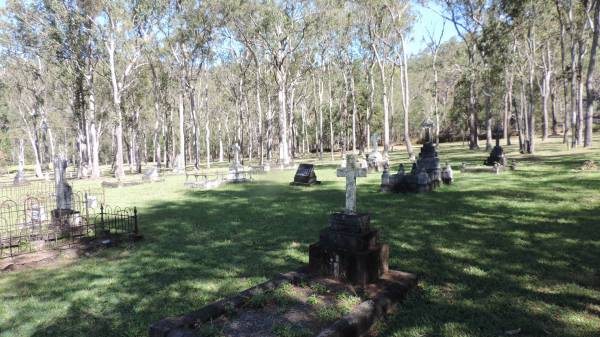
<box><xmin>1</xmin><ymin>136</ymin><xmax>600</xmax><ymax>337</ymax></box>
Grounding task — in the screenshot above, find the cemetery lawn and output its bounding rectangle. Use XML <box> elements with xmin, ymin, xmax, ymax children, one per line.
<box><xmin>1</xmin><ymin>138</ymin><xmax>599</xmax><ymax>337</ymax></box>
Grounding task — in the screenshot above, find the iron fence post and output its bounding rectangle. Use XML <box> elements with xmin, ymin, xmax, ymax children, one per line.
<box><xmin>134</xmin><ymin>207</ymin><xmax>139</xmax><ymax>235</ymax></box>
<box><xmin>99</xmin><ymin>204</ymin><xmax>104</xmax><ymax>237</ymax></box>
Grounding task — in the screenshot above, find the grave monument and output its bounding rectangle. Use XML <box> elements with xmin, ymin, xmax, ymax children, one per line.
<box><xmin>227</xmin><ymin>142</ymin><xmax>249</xmax><ymax>183</ymax></box>
<box><xmin>13</xmin><ymin>155</ymin><xmax>26</xmax><ymax>186</ymax></box>
<box><xmin>366</xmin><ymin>132</ymin><xmax>385</xmax><ymax>172</ymax></box>
<box><xmin>173</xmin><ymin>154</ymin><xmax>185</xmax><ymax>174</ymax></box>
<box><xmin>442</xmin><ymin>162</ymin><xmax>454</xmax><ymax>184</ymax></box>
<box><xmin>380</xmin><ymin>119</ymin><xmax>443</xmax><ymax>193</ymax></box>
<box><xmin>143</xmin><ymin>165</ymin><xmax>160</xmax><ymax>182</ymax></box>
<box><xmin>51</xmin><ymin>156</ymin><xmax>78</xmax><ymax>235</ymax></box>
<box><xmin>484</xmin><ymin>124</ymin><xmax>507</xmax><ymax>166</ymax></box>
<box><xmin>290</xmin><ymin>163</ymin><xmax>320</xmax><ymax>186</ymax></box>
<box><xmin>309</xmin><ymin>154</ymin><xmax>389</xmax><ymax>285</ymax></box>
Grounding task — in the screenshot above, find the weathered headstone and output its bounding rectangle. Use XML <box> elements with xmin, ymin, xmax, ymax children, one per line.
<box><xmin>143</xmin><ymin>166</ymin><xmax>160</xmax><ymax>182</ymax></box>
<box><xmin>381</xmin><ymin>119</ymin><xmax>444</xmax><ymax>193</ymax></box>
<box><xmin>380</xmin><ymin>162</ymin><xmax>390</xmax><ymax>192</ymax></box>
<box><xmin>227</xmin><ymin>142</ymin><xmax>249</xmax><ymax>183</ymax></box>
<box><xmin>13</xmin><ymin>168</ymin><xmax>26</xmax><ymax>186</ymax></box>
<box><xmin>51</xmin><ymin>156</ymin><xmax>77</xmax><ymax>235</ymax></box>
<box><xmin>54</xmin><ymin>157</ymin><xmax>72</xmax><ymax>211</ymax></box>
<box><xmin>484</xmin><ymin>124</ymin><xmax>507</xmax><ymax>166</ymax></box>
<box><xmin>442</xmin><ymin>162</ymin><xmax>453</xmax><ymax>184</ymax></box>
<box><xmin>173</xmin><ymin>154</ymin><xmax>185</xmax><ymax>174</ymax></box>
<box><xmin>367</xmin><ymin>132</ymin><xmax>385</xmax><ymax>172</ymax></box>
<box><xmin>291</xmin><ymin>163</ymin><xmax>320</xmax><ymax>186</ymax></box>
<box><xmin>309</xmin><ymin>154</ymin><xmax>389</xmax><ymax>285</ymax></box>
<box><xmin>13</xmin><ymin>141</ymin><xmax>27</xmax><ymax>185</ymax></box>
<box><xmin>414</xmin><ymin>118</ymin><xmax>441</xmax><ymax>186</ymax></box>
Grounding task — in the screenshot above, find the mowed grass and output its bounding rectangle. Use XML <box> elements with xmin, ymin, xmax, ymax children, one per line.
<box><xmin>1</xmin><ymin>136</ymin><xmax>599</xmax><ymax>337</ymax></box>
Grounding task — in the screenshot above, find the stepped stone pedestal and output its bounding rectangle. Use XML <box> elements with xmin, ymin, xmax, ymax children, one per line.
<box><xmin>309</xmin><ymin>212</ymin><xmax>389</xmax><ymax>286</ymax></box>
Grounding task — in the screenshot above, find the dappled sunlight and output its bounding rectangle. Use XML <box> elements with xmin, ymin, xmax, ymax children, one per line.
<box><xmin>0</xmin><ymin>139</ymin><xmax>599</xmax><ymax>336</ymax></box>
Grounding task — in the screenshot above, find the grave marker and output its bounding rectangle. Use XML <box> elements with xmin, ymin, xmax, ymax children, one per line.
<box><xmin>290</xmin><ymin>163</ymin><xmax>320</xmax><ymax>186</ymax></box>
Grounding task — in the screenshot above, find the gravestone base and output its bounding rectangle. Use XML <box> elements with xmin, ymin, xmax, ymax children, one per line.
<box><xmin>50</xmin><ymin>209</ymin><xmax>83</xmax><ymax>238</ymax></box>
<box><xmin>309</xmin><ymin>242</ymin><xmax>389</xmax><ymax>286</ymax></box>
<box><xmin>308</xmin><ymin>212</ymin><xmax>389</xmax><ymax>286</ymax></box>
<box><xmin>290</xmin><ymin>180</ymin><xmax>321</xmax><ymax>186</ymax></box>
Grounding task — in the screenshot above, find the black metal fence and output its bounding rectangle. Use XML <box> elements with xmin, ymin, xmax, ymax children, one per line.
<box><xmin>0</xmin><ymin>183</ymin><xmax>138</xmax><ymax>259</ymax></box>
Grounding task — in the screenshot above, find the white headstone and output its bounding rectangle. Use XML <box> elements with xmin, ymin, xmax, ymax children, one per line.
<box><xmin>370</xmin><ymin>132</ymin><xmax>380</xmax><ymax>153</ymax></box>
<box><xmin>173</xmin><ymin>154</ymin><xmax>185</xmax><ymax>173</ymax></box>
<box><xmin>143</xmin><ymin>166</ymin><xmax>160</xmax><ymax>181</ymax></box>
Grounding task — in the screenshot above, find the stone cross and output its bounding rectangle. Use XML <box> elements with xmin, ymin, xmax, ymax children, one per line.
<box><xmin>336</xmin><ymin>154</ymin><xmax>367</xmax><ymax>214</ymax></box>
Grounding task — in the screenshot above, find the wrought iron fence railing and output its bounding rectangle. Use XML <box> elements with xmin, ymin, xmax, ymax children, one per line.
<box><xmin>0</xmin><ymin>184</ymin><xmax>138</xmax><ymax>259</ymax></box>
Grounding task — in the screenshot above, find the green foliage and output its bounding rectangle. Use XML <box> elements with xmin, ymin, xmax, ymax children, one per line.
<box><xmin>315</xmin><ymin>304</ymin><xmax>340</xmax><ymax>322</ymax></box>
<box><xmin>335</xmin><ymin>293</ymin><xmax>362</xmax><ymax>315</ymax></box>
<box><xmin>273</xmin><ymin>282</ymin><xmax>297</xmax><ymax>305</ymax></box>
<box><xmin>272</xmin><ymin>323</ymin><xmax>312</xmax><ymax>337</ymax></box>
<box><xmin>309</xmin><ymin>282</ymin><xmax>329</xmax><ymax>295</ymax></box>
<box><xmin>306</xmin><ymin>294</ymin><xmax>321</xmax><ymax>306</ymax></box>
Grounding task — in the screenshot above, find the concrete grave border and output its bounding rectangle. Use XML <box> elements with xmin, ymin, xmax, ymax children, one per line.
<box><xmin>149</xmin><ymin>268</ymin><xmax>417</xmax><ymax>337</ymax></box>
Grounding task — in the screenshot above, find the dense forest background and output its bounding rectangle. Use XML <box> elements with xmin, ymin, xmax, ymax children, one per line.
<box><xmin>0</xmin><ymin>0</ymin><xmax>598</xmax><ymax>178</ymax></box>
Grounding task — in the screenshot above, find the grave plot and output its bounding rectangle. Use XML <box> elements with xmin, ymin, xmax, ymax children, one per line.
<box><xmin>0</xmin><ymin>157</ymin><xmax>141</xmax><ymax>265</ymax></box>
<box><xmin>460</xmin><ymin>125</ymin><xmax>518</xmax><ymax>174</ymax></box>
<box><xmin>380</xmin><ymin>120</ymin><xmax>446</xmax><ymax>193</ymax></box>
<box><xmin>151</xmin><ymin>155</ymin><xmax>417</xmax><ymax>337</ymax></box>
<box><xmin>185</xmin><ymin>143</ymin><xmax>253</xmax><ymax>189</ymax></box>
<box><xmin>150</xmin><ymin>269</ymin><xmax>416</xmax><ymax>337</ymax></box>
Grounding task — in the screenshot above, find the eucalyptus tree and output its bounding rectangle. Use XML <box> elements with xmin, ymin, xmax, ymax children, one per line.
<box><xmin>584</xmin><ymin>0</ymin><xmax>599</xmax><ymax>147</ymax></box>
<box><xmin>162</xmin><ymin>0</ymin><xmax>231</xmax><ymax>169</ymax></box>
<box><xmin>92</xmin><ymin>0</ymin><xmax>153</xmax><ymax>178</ymax></box>
<box><xmin>385</xmin><ymin>0</ymin><xmax>415</xmax><ymax>158</ymax></box>
<box><xmin>240</xmin><ymin>1</ymin><xmax>315</xmax><ymax>166</ymax></box>
<box><xmin>0</xmin><ymin>0</ymin><xmax>61</xmax><ymax>176</ymax></box>
<box><xmin>440</xmin><ymin>0</ymin><xmax>491</xmax><ymax>150</ymax></box>
<box><xmin>363</xmin><ymin>0</ymin><xmax>397</xmax><ymax>156</ymax></box>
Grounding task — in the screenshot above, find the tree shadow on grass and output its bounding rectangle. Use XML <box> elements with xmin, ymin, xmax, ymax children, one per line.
<box><xmin>0</xmin><ymin>166</ymin><xmax>598</xmax><ymax>337</ymax></box>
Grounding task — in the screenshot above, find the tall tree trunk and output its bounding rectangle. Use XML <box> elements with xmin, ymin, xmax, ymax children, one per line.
<box><xmin>204</xmin><ymin>83</ymin><xmax>211</xmax><ymax>168</ymax></box>
<box><xmin>318</xmin><ymin>75</ymin><xmax>324</xmax><ymax>160</ymax></box>
<box><xmin>276</xmin><ymin>67</ymin><xmax>290</xmax><ymax>165</ymax></box>
<box><xmin>267</xmin><ymin>94</ymin><xmax>273</xmax><ymax>161</ymax></box>
<box><xmin>557</xmin><ymin>6</ymin><xmax>571</xmax><ymax>145</ymax></box>
<box><xmin>189</xmin><ymin>86</ymin><xmax>200</xmax><ymax>169</ymax></box>
<box><xmin>328</xmin><ymin>66</ymin><xmax>335</xmax><ymax>160</ymax></box>
<box><xmin>372</xmin><ymin>47</ymin><xmax>391</xmax><ymax>155</ymax></box>
<box><xmin>178</xmin><ymin>90</ymin><xmax>186</xmax><ymax>168</ymax></box>
<box><xmin>350</xmin><ymin>70</ymin><xmax>357</xmax><ymax>153</ymax></box>
<box><xmin>395</xmin><ymin>36</ymin><xmax>414</xmax><ymax>158</ymax></box>
<box><xmin>584</xmin><ymin>0</ymin><xmax>599</xmax><ymax>147</ymax></box>
<box><xmin>485</xmin><ymin>92</ymin><xmax>492</xmax><ymax>151</ymax></box>
<box><xmin>367</xmin><ymin>62</ymin><xmax>375</xmax><ymax>152</ymax></box>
